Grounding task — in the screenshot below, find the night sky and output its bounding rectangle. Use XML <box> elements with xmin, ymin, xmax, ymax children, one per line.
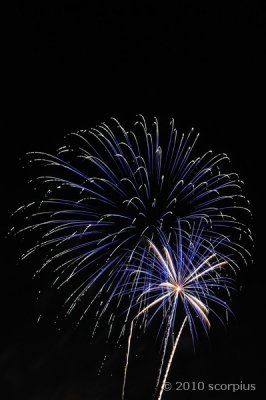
<box><xmin>1</xmin><ymin>2</ymin><xmax>265</xmax><ymax>399</ymax></box>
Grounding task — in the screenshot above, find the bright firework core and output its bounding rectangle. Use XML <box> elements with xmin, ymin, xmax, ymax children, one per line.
<box><xmin>159</xmin><ymin>281</ymin><xmax>183</xmax><ymax>293</ymax></box>
<box><xmin>175</xmin><ymin>283</ymin><xmax>183</xmax><ymax>293</ymax></box>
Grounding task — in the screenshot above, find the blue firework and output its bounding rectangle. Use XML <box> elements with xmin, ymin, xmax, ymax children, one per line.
<box><xmin>121</xmin><ymin>227</ymin><xmax>237</xmax><ymax>399</ymax></box>
<box><xmin>13</xmin><ymin>116</ymin><xmax>251</xmax><ymax>324</ymax></box>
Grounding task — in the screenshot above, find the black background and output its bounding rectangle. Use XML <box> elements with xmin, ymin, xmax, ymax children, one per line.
<box><xmin>1</xmin><ymin>2</ymin><xmax>265</xmax><ymax>399</ymax></box>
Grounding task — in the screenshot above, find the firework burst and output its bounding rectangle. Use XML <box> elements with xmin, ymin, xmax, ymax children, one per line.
<box><xmin>121</xmin><ymin>227</ymin><xmax>237</xmax><ymax>399</ymax></box>
<box><xmin>12</xmin><ymin>116</ymin><xmax>251</xmax><ymax>327</ymax></box>
<box><xmin>10</xmin><ymin>116</ymin><xmax>253</xmax><ymax>399</ymax></box>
